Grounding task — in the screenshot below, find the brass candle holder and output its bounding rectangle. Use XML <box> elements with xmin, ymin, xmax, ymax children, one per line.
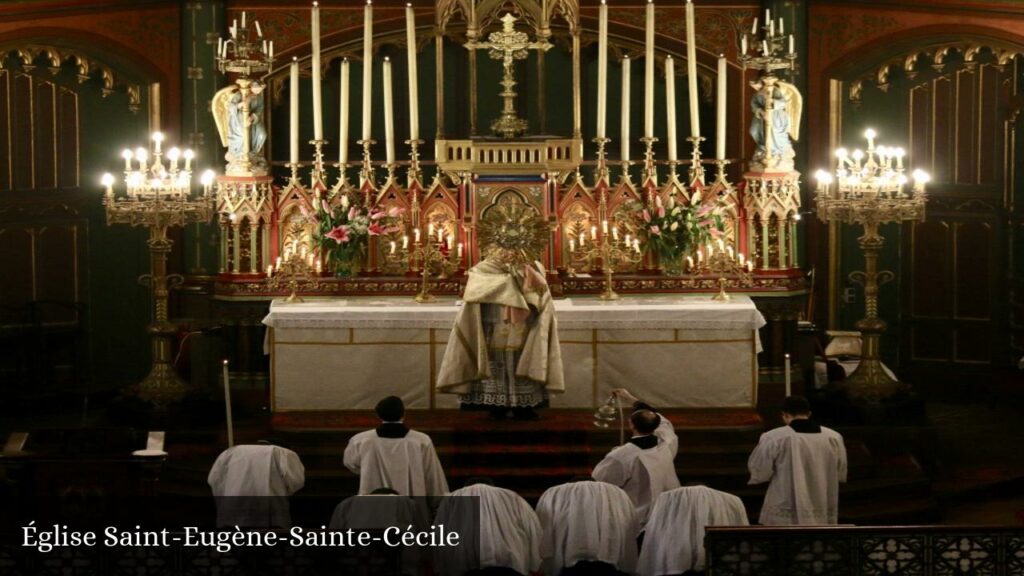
<box><xmin>690</xmin><ymin>241</ymin><xmax>753</xmax><ymax>302</ymax></box>
<box><xmin>570</xmin><ymin>227</ymin><xmax>642</xmax><ymax>300</ymax></box>
<box><xmin>410</xmin><ymin>232</ymin><xmax>462</xmax><ymax>303</ymax></box>
<box><xmin>267</xmin><ymin>247</ymin><xmax>321</xmax><ymax>303</ymax></box>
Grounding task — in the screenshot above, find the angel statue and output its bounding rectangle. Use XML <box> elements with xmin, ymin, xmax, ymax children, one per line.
<box><xmin>436</xmin><ymin>193</ymin><xmax>564</xmax><ymax>420</ymax></box>
<box><xmin>212</xmin><ymin>79</ymin><xmax>268</xmax><ymax>176</ymax></box>
<box><xmin>749</xmin><ymin>76</ymin><xmax>802</xmax><ymax>171</ymax></box>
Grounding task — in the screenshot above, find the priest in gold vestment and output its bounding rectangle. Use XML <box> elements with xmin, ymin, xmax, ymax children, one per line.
<box><xmin>436</xmin><ymin>201</ymin><xmax>564</xmax><ymax>419</ymax></box>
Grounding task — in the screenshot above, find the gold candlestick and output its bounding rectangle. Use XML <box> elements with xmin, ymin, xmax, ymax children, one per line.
<box><xmin>592</xmin><ymin>137</ymin><xmax>611</xmax><ymax>185</ymax></box>
<box><xmin>691</xmin><ymin>242</ymin><xmax>753</xmax><ymax>302</ymax></box>
<box><xmin>640</xmin><ymin>136</ymin><xmax>658</xmax><ymax>185</ymax></box>
<box><xmin>267</xmin><ymin>250</ymin><xmax>320</xmax><ymax>303</ymax></box>
<box><xmin>357</xmin><ymin>138</ymin><xmax>376</xmax><ymax>188</ymax></box>
<box><xmin>309</xmin><ymin>139</ymin><xmax>328</xmax><ymax>190</ymax></box>
<box><xmin>411</xmin><ymin>236</ymin><xmax>461</xmax><ymax>303</ymax></box>
<box><xmin>572</xmin><ymin>232</ymin><xmax>642</xmax><ymax>300</ymax></box>
<box><xmin>406</xmin><ymin>138</ymin><xmax>424</xmax><ymax>187</ymax></box>
<box><xmin>687</xmin><ymin>136</ymin><xmax>707</xmax><ymax>186</ymax></box>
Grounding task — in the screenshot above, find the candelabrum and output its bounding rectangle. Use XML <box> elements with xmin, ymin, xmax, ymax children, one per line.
<box><xmin>815</xmin><ymin>128</ymin><xmax>929</xmax><ymax>402</ymax></box>
<box><xmin>570</xmin><ymin>228</ymin><xmax>642</xmax><ymax>300</ymax></box>
<box><xmin>410</xmin><ymin>234</ymin><xmax>462</xmax><ymax>303</ymax></box>
<box><xmin>266</xmin><ymin>248</ymin><xmax>321</xmax><ymax>303</ymax></box>
<box><xmin>102</xmin><ymin>133</ymin><xmax>216</xmax><ymax>406</ymax></box>
<box><xmin>216</xmin><ymin>11</ymin><xmax>273</xmax><ymax>77</ymax></box>
<box><xmin>690</xmin><ymin>240</ymin><xmax>754</xmax><ymax>302</ymax></box>
<box><xmin>738</xmin><ymin>12</ymin><xmax>796</xmax><ymax>74</ymax></box>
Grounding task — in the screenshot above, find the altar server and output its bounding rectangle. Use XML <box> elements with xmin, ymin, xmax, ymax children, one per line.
<box><xmin>637</xmin><ymin>485</ymin><xmax>749</xmax><ymax>575</ymax></box>
<box><xmin>592</xmin><ymin>388</ymin><xmax>680</xmax><ymax>530</ymax></box>
<box><xmin>434</xmin><ymin>478</ymin><xmax>542</xmax><ymax>576</ymax></box>
<box><xmin>207</xmin><ymin>442</ymin><xmax>305</xmax><ymax>527</ymax></box>
<box><xmin>747</xmin><ymin>395</ymin><xmax>848</xmax><ymax>525</ymax></box>
<box><xmin>330</xmin><ymin>489</ymin><xmax>425</xmax><ymax>575</ymax></box>
<box><xmin>344</xmin><ymin>395</ymin><xmax>450</xmax><ymax>497</ymax></box>
<box><xmin>536</xmin><ymin>479</ymin><xmax>639</xmax><ymax>576</ymax></box>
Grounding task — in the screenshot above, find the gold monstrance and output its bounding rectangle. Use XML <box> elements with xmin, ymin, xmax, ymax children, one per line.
<box><xmin>466</xmin><ymin>13</ymin><xmax>552</xmax><ymax>138</ymax></box>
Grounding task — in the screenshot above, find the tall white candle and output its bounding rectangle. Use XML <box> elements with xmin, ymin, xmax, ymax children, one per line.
<box><xmin>665</xmin><ymin>56</ymin><xmax>677</xmax><ymax>162</ymax></box>
<box><xmin>362</xmin><ymin>0</ymin><xmax>374</xmax><ymax>141</ymax></box>
<box><xmin>789</xmin><ymin>34</ymin><xmax>795</xmax><ymax>55</ymax></box>
<box><xmin>644</xmin><ymin>0</ymin><xmax>655</xmax><ymax>139</ymax></box>
<box><xmin>620</xmin><ymin>55</ymin><xmax>631</xmax><ymax>162</ymax></box>
<box><xmin>222</xmin><ymin>359</ymin><xmax>234</xmax><ymax>448</ymax></box>
<box><xmin>405</xmin><ymin>3</ymin><xmax>420</xmax><ymax>141</ymax></box>
<box><xmin>311</xmin><ymin>2</ymin><xmax>323</xmax><ymax>141</ymax></box>
<box><xmin>596</xmin><ymin>0</ymin><xmax>608</xmax><ymax>139</ymax></box>
<box><xmin>339</xmin><ymin>58</ymin><xmax>350</xmax><ymax>166</ymax></box>
<box><xmin>383</xmin><ymin>57</ymin><xmax>395</xmax><ymax>165</ymax></box>
<box><xmin>716</xmin><ymin>55</ymin><xmax>727</xmax><ymax>160</ymax></box>
<box><xmin>784</xmin><ymin>353</ymin><xmax>792</xmax><ymax>397</ymax></box>
<box><xmin>685</xmin><ymin>0</ymin><xmax>700</xmax><ymax>138</ymax></box>
<box><xmin>290</xmin><ymin>58</ymin><xmax>299</xmax><ymax>164</ymax></box>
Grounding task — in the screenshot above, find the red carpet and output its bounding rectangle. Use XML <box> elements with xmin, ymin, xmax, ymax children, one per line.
<box><xmin>271</xmin><ymin>408</ymin><xmax>763</xmax><ymax>433</ymax></box>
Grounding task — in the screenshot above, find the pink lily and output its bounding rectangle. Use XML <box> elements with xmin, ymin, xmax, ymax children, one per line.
<box><xmin>642</xmin><ymin>209</ymin><xmax>652</xmax><ymax>223</ymax></box>
<box><xmin>367</xmin><ymin>223</ymin><xmax>387</xmax><ymax>236</ymax></box>
<box><xmin>650</xmin><ymin>225</ymin><xmax>661</xmax><ymax>236</ymax></box>
<box><xmin>326</xmin><ymin>225</ymin><xmax>351</xmax><ymax>244</ymax></box>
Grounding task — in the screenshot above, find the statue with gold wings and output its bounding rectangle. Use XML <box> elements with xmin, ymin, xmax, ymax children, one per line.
<box><xmin>212</xmin><ymin>79</ymin><xmax>268</xmax><ymax>176</ymax></box>
<box><xmin>749</xmin><ymin>76</ymin><xmax>802</xmax><ymax>171</ymax></box>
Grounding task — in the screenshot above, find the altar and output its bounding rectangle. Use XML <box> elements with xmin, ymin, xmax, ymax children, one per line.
<box><xmin>263</xmin><ymin>296</ymin><xmax>766</xmax><ymax>411</ymax></box>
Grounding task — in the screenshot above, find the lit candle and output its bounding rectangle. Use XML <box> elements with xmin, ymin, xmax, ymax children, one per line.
<box><xmin>183</xmin><ymin>149</ymin><xmax>193</xmax><ymax>172</ymax></box>
<box><xmin>591</xmin><ymin>225</ymin><xmax>598</xmax><ymax>240</ymax></box>
<box><xmin>602</xmin><ymin>220</ymin><xmax>609</xmax><ymax>234</ymax></box>
<box><xmin>383</xmin><ymin>57</ymin><xmax>395</xmax><ymax>165</ymax></box>
<box><xmin>428</xmin><ymin>223</ymin><xmax>434</xmax><ymax>236</ymax></box>
<box><xmin>685</xmin><ymin>0</ymin><xmax>700</xmax><ymax>138</ymax></box>
<box><xmin>644</xmin><ymin>0</ymin><xmax>655</xmax><ymax>139</ymax></box>
<box><xmin>789</xmin><ymin>34</ymin><xmax>795</xmax><ymax>55</ymax></box>
<box><xmin>762</xmin><ymin>40</ymin><xmax>769</xmax><ymax>55</ymax></box>
<box><xmin>447</xmin><ymin>233</ymin><xmax>454</xmax><ymax>248</ymax></box>
<box><xmin>612</xmin><ymin>227</ymin><xmax>620</xmax><ymax>241</ymax></box>
<box><xmin>362</xmin><ymin>0</ymin><xmax>374</xmax><ymax>141</ymax></box>
<box><xmin>697</xmin><ymin>249</ymin><xmax>703</xmax><ymax>263</ymax></box>
<box><xmin>217</xmin><ymin>37</ymin><xmax>223</xmax><ymax>58</ymax></box>
<box><xmin>625</xmin><ymin>233</ymin><xmax>631</xmax><ymax>246</ymax></box>
<box><xmin>621</xmin><ymin>55</ymin><xmax>631</xmax><ymax>162</ymax></box>
<box><xmin>738</xmin><ymin>253</ymin><xmax>745</xmax><ymax>266</ymax></box>
<box><xmin>579</xmin><ymin>232</ymin><xmax>586</xmax><ymax>247</ymax></box>
<box><xmin>152</xmin><ymin>132</ymin><xmax>163</xmax><ymax>154</ymax></box>
<box><xmin>686</xmin><ymin>255</ymin><xmax>694</xmax><ymax>269</ymax></box>
<box><xmin>311</xmin><ymin>2</ymin><xmax>323</xmax><ymax>141</ymax></box>
<box><xmin>716</xmin><ymin>55</ymin><xmax>727</xmax><ymax>160</ymax></box>
<box><xmin>727</xmin><ymin>245</ymin><xmax>734</xmax><ymax>259</ymax></box>
<box><xmin>633</xmin><ymin>239</ymin><xmax>641</xmax><ymax>253</ymax></box>
<box><xmin>769</xmin><ymin>18</ymin><xmax>774</xmax><ymax>37</ymax></box>
<box><xmin>276</xmin><ymin>256</ymin><xmax>282</xmax><ymax>268</ymax></box>
<box><xmin>402</xmin><ymin>235</ymin><xmax>409</xmax><ymax>250</ymax></box>
<box><xmin>222</xmin><ymin>359</ymin><xmax>234</xmax><ymax>448</ymax></box>
<box><xmin>122</xmin><ymin>149</ymin><xmax>133</xmax><ymax>171</ymax></box>
<box><xmin>256</xmin><ymin>20</ymin><xmax>262</xmax><ymax>38</ymax></box>
<box><xmin>390</xmin><ymin>240</ymin><xmax>396</xmax><ymax>254</ymax></box>
<box><xmin>457</xmin><ymin>243</ymin><xmax>463</xmax><ymax>259</ymax></box>
<box><xmin>405</xmin><ymin>3</ymin><xmax>420</xmax><ymax>141</ymax></box>
<box><xmin>784</xmin><ymin>353</ymin><xmax>791</xmax><ymax>397</ymax></box>
<box><xmin>339</xmin><ymin>58</ymin><xmax>350</xmax><ymax>166</ymax></box>
<box><xmin>665</xmin><ymin>56</ymin><xmax>677</xmax><ymax>162</ymax></box>
<box><xmin>241</xmin><ymin>11</ymin><xmax>246</xmax><ymax>29</ymax></box>
<box><xmin>570</xmin><ymin>238</ymin><xmax>576</xmax><ymax>252</ymax></box>
<box><xmin>414</xmin><ymin>228</ymin><xmax>421</xmax><ymax>243</ymax></box>
<box><xmin>740</xmin><ymin>34</ymin><xmax>747</xmax><ymax>55</ymax></box>
<box><xmin>269</xmin><ymin>40</ymin><xmax>274</xmax><ymax>61</ymax></box>
<box><xmin>751</xmin><ymin>17</ymin><xmax>758</xmax><ymax>34</ymax></box>
<box><xmin>718</xmin><ymin>238</ymin><xmax>725</xmax><ymax>251</ymax></box>
<box><xmin>437</xmin><ymin>227</ymin><xmax>444</xmax><ymax>243</ymax></box>
<box><xmin>747</xmin><ymin>260</ymin><xmax>754</xmax><ymax>272</ymax></box>
<box><xmin>290</xmin><ymin>58</ymin><xmax>299</xmax><ymax>164</ymax></box>
<box><xmin>596</xmin><ymin>0</ymin><xmax>609</xmax><ymax>139</ymax></box>
<box><xmin>778</xmin><ymin>18</ymin><xmax>784</xmax><ymax>35</ymax></box>
<box><xmin>266</xmin><ymin>265</ymin><xmax>273</xmax><ymax>277</ymax></box>
<box><xmin>316</xmin><ymin>260</ymin><xmax>322</xmax><ymax>274</ymax></box>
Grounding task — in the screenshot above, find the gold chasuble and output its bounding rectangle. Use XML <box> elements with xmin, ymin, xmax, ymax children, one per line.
<box><xmin>436</xmin><ymin>258</ymin><xmax>564</xmax><ymax>408</ymax></box>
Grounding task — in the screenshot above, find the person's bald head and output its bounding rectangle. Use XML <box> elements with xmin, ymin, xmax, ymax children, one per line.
<box><xmin>630</xmin><ymin>409</ymin><xmax>661</xmax><ymax>435</ymax></box>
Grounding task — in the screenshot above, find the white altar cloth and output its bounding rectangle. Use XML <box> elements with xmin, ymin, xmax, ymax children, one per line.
<box><xmin>263</xmin><ymin>296</ymin><xmax>765</xmax><ymax>411</ymax></box>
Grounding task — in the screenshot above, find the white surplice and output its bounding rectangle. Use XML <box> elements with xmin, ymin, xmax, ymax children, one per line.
<box><xmin>592</xmin><ymin>413</ymin><xmax>681</xmax><ymax>530</ymax></box>
<box><xmin>747</xmin><ymin>424</ymin><xmax>848</xmax><ymax>525</ymax></box>
<box><xmin>637</xmin><ymin>485</ymin><xmax>749</xmax><ymax>576</ymax></box>
<box><xmin>434</xmin><ymin>484</ymin><xmax>542</xmax><ymax>576</ymax></box>
<box><xmin>536</xmin><ymin>481</ymin><xmax>639</xmax><ymax>576</ymax></box>
<box><xmin>207</xmin><ymin>444</ymin><xmax>305</xmax><ymax>528</ymax></box>
<box><xmin>343</xmin><ymin>428</ymin><xmax>450</xmax><ymax>496</ymax></box>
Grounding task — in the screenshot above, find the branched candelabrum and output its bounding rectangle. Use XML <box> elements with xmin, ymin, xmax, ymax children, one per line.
<box><xmin>409</xmin><ymin>229</ymin><xmax>462</xmax><ymax>303</ymax></box>
<box><xmin>689</xmin><ymin>240</ymin><xmax>754</xmax><ymax>302</ymax></box>
<box><xmin>267</xmin><ymin>247</ymin><xmax>321</xmax><ymax>303</ymax></box>
<box><xmin>570</xmin><ymin>226</ymin><xmax>642</xmax><ymax>300</ymax></box>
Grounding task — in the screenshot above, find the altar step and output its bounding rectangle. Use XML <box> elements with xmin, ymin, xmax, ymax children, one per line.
<box><xmin>157</xmin><ymin>410</ymin><xmax>937</xmax><ymax>524</ymax></box>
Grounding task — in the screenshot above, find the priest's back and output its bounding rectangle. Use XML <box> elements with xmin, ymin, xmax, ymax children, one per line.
<box><xmin>207</xmin><ymin>444</ymin><xmax>305</xmax><ymax>527</ymax></box>
<box><xmin>343</xmin><ymin>424</ymin><xmax>450</xmax><ymax>497</ymax></box>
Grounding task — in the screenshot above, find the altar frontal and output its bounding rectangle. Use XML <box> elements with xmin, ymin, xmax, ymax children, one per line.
<box><xmin>263</xmin><ymin>296</ymin><xmax>764</xmax><ymax>411</ymax></box>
